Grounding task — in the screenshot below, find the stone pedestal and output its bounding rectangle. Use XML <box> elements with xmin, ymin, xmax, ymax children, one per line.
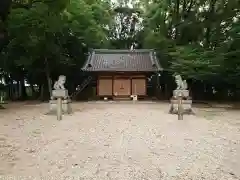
<box><xmin>52</xmin><ymin>89</ymin><xmax>68</xmax><ymax>99</ymax></box>
<box><xmin>169</xmin><ymin>99</ymin><xmax>194</xmax><ymax>114</ymax></box>
<box><xmin>47</xmin><ymin>89</ymin><xmax>72</xmax><ymax>115</ymax></box>
<box><xmin>48</xmin><ymin>99</ymin><xmax>72</xmax><ymax>114</ymax></box>
<box><xmin>169</xmin><ymin>90</ymin><xmax>194</xmax><ymax>115</ymax></box>
<box><xmin>173</xmin><ymin>89</ymin><xmax>189</xmax><ymax>97</ymax></box>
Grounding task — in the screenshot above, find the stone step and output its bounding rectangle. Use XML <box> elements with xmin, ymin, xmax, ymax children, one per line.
<box><xmin>113</xmin><ymin>97</ymin><xmax>131</xmax><ymax>101</ymax></box>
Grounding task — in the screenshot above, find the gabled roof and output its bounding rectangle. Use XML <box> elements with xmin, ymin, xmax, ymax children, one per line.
<box><xmin>81</xmin><ymin>49</ymin><xmax>163</xmax><ymax>72</ymax></box>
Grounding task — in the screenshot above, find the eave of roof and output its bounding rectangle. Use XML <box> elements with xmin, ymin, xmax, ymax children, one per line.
<box><xmin>81</xmin><ymin>49</ymin><xmax>163</xmax><ymax>72</ymax></box>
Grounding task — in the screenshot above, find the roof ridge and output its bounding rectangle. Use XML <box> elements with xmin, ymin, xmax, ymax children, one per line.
<box><xmin>93</xmin><ymin>49</ymin><xmax>155</xmax><ymax>53</ymax></box>
<box><xmin>81</xmin><ymin>49</ymin><xmax>163</xmax><ymax>72</ymax></box>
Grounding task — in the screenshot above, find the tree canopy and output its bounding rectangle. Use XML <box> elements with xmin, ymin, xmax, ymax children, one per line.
<box><xmin>0</xmin><ymin>0</ymin><xmax>239</xmax><ymax>101</ymax></box>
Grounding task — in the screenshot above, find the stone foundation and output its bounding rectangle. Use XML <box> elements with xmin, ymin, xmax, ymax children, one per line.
<box><xmin>169</xmin><ymin>99</ymin><xmax>194</xmax><ymax>115</ymax></box>
<box><xmin>47</xmin><ymin>99</ymin><xmax>72</xmax><ymax>114</ymax></box>
<box><xmin>173</xmin><ymin>89</ymin><xmax>189</xmax><ymax>98</ymax></box>
<box><xmin>52</xmin><ymin>89</ymin><xmax>68</xmax><ymax>98</ymax></box>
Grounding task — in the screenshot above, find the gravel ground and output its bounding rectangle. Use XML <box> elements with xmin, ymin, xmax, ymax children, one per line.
<box><xmin>0</xmin><ymin>101</ymin><xmax>240</xmax><ymax>180</ymax></box>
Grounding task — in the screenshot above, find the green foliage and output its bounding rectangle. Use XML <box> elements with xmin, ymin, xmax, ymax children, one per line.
<box><xmin>0</xmin><ymin>0</ymin><xmax>240</xmax><ymax>100</ymax></box>
<box><xmin>1</xmin><ymin>0</ymin><xmax>112</xmax><ymax>84</ymax></box>
<box><xmin>141</xmin><ymin>0</ymin><xmax>240</xmax><ymax>86</ymax></box>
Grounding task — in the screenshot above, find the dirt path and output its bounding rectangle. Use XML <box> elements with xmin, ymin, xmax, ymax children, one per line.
<box><xmin>0</xmin><ymin>102</ymin><xmax>240</xmax><ymax>179</ymax></box>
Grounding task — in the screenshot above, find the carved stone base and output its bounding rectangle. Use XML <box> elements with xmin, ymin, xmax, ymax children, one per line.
<box><xmin>51</xmin><ymin>89</ymin><xmax>69</xmax><ymax>100</ymax></box>
<box><xmin>169</xmin><ymin>99</ymin><xmax>194</xmax><ymax>115</ymax></box>
<box><xmin>173</xmin><ymin>90</ymin><xmax>189</xmax><ymax>98</ymax></box>
<box><xmin>47</xmin><ymin>99</ymin><xmax>72</xmax><ymax>115</ymax></box>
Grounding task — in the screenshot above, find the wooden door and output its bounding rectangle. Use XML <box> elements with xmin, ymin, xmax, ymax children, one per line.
<box><xmin>98</xmin><ymin>78</ymin><xmax>112</xmax><ymax>96</ymax></box>
<box><xmin>132</xmin><ymin>79</ymin><xmax>146</xmax><ymax>95</ymax></box>
<box><xmin>113</xmin><ymin>79</ymin><xmax>131</xmax><ymax>96</ymax></box>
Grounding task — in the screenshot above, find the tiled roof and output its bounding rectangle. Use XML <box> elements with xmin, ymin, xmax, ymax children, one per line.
<box><xmin>82</xmin><ymin>49</ymin><xmax>162</xmax><ymax>72</ymax></box>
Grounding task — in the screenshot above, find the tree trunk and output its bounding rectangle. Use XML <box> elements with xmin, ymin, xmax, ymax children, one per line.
<box><xmin>45</xmin><ymin>58</ymin><xmax>52</xmax><ymax>98</ymax></box>
<box><xmin>30</xmin><ymin>83</ymin><xmax>36</xmax><ymax>99</ymax></box>
<box><xmin>8</xmin><ymin>81</ymin><xmax>12</xmax><ymax>100</ymax></box>
<box><xmin>17</xmin><ymin>80</ymin><xmax>21</xmax><ymax>99</ymax></box>
<box><xmin>205</xmin><ymin>0</ymin><xmax>217</xmax><ymax>47</ymax></box>
<box><xmin>40</xmin><ymin>84</ymin><xmax>44</xmax><ymax>101</ymax></box>
<box><xmin>174</xmin><ymin>0</ymin><xmax>180</xmax><ymax>40</ymax></box>
<box><xmin>20</xmin><ymin>77</ymin><xmax>27</xmax><ymax>100</ymax></box>
<box><xmin>9</xmin><ymin>83</ymin><xmax>13</xmax><ymax>100</ymax></box>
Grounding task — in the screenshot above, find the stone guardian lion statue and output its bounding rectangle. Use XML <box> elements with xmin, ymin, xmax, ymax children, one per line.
<box><xmin>53</xmin><ymin>75</ymin><xmax>66</xmax><ymax>90</ymax></box>
<box><xmin>174</xmin><ymin>74</ymin><xmax>188</xmax><ymax>90</ymax></box>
